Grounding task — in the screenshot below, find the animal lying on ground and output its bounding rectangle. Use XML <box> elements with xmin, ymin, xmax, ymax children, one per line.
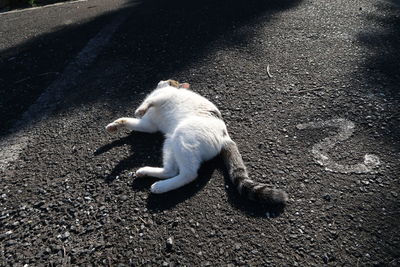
<box><xmin>106</xmin><ymin>80</ymin><xmax>288</xmax><ymax>206</ymax></box>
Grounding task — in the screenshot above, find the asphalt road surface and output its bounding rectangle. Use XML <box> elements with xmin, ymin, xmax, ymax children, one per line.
<box><xmin>1</xmin><ymin>0</ymin><xmax>399</xmax><ymax>266</ymax></box>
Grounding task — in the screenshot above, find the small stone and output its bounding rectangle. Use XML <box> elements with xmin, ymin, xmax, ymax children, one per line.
<box><xmin>63</xmin><ymin>231</ymin><xmax>70</xmax><ymax>239</ymax></box>
<box><xmin>323</xmin><ymin>194</ymin><xmax>331</xmax><ymax>201</ymax></box>
<box><xmin>0</xmin><ymin>230</ymin><xmax>13</xmax><ymax>240</ymax></box>
<box><xmin>162</xmin><ymin>261</ymin><xmax>169</xmax><ymax>267</ymax></box>
<box><xmin>5</xmin><ymin>240</ymin><xmax>17</xmax><ymax>246</ymax></box>
<box><xmin>166</xmin><ymin>237</ymin><xmax>174</xmax><ymax>250</ymax></box>
<box><xmin>322</xmin><ymin>253</ymin><xmax>329</xmax><ymax>264</ymax></box>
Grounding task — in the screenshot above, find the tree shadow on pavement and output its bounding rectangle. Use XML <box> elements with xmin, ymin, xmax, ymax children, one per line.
<box><xmin>0</xmin><ymin>7</ymin><xmax>121</xmax><ymax>135</ymax></box>
<box><xmin>357</xmin><ymin>1</ymin><xmax>400</xmax><ymax>149</ymax></box>
<box><xmin>353</xmin><ymin>2</ymin><xmax>400</xmax><ymax>264</ymax></box>
<box><xmin>99</xmin><ymin>0</ymin><xmax>304</xmax><ymax>94</ymax></box>
<box><xmin>0</xmin><ymin>0</ymin><xmax>303</xmax><ymax>136</ymax></box>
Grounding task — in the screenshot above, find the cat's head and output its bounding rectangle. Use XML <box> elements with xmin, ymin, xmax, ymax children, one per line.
<box><xmin>157</xmin><ymin>79</ymin><xmax>190</xmax><ymax>89</ymax></box>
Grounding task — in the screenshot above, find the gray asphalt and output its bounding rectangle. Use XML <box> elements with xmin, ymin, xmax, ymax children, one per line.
<box><xmin>0</xmin><ymin>0</ymin><xmax>128</xmax><ymax>52</ymax></box>
<box><xmin>1</xmin><ymin>0</ymin><xmax>399</xmax><ymax>266</ymax></box>
<box><xmin>0</xmin><ymin>0</ymin><xmax>134</xmax><ymax>134</ymax></box>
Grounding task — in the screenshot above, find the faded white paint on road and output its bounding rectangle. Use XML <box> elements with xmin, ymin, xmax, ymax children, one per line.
<box><xmin>297</xmin><ymin>118</ymin><xmax>381</xmax><ymax>174</ymax></box>
<box><xmin>0</xmin><ymin>10</ymin><xmax>131</xmax><ymax>171</ymax></box>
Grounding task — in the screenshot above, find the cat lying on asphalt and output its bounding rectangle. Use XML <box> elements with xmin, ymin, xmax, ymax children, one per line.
<box><xmin>106</xmin><ymin>80</ymin><xmax>288</xmax><ymax>205</ymax></box>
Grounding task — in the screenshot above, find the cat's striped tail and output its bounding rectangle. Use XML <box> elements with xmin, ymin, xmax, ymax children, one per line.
<box><xmin>221</xmin><ymin>140</ymin><xmax>288</xmax><ymax>206</ymax></box>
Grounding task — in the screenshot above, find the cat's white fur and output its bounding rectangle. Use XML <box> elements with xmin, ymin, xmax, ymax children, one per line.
<box><xmin>106</xmin><ymin>80</ymin><xmax>231</xmax><ymax>194</ymax></box>
<box><xmin>106</xmin><ymin>80</ymin><xmax>288</xmax><ymax>205</ymax></box>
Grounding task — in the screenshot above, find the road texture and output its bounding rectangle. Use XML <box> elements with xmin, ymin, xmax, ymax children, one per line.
<box><xmin>0</xmin><ymin>0</ymin><xmax>132</xmax><ymax>133</ymax></box>
<box><xmin>1</xmin><ymin>0</ymin><xmax>399</xmax><ymax>265</ymax></box>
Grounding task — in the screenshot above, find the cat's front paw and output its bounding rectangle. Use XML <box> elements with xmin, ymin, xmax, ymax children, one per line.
<box><xmin>105</xmin><ymin>119</ymin><xmax>127</xmax><ymax>133</ymax></box>
<box><xmin>150</xmin><ymin>182</ymin><xmax>167</xmax><ymax>194</ymax></box>
<box><xmin>105</xmin><ymin>122</ymin><xmax>120</xmax><ymax>133</ymax></box>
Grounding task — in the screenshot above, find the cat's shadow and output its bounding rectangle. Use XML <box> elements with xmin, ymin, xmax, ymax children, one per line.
<box><xmin>94</xmin><ymin>133</ymin><xmax>286</xmax><ymax>218</ymax></box>
<box><xmin>94</xmin><ymin>131</ymin><xmax>164</xmax><ymax>183</ymax></box>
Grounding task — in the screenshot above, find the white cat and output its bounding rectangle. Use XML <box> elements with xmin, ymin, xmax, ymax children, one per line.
<box><xmin>106</xmin><ymin>80</ymin><xmax>288</xmax><ymax>205</ymax></box>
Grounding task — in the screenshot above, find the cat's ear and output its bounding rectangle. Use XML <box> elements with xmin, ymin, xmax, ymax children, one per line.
<box><xmin>180</xmin><ymin>83</ymin><xmax>190</xmax><ymax>89</ymax></box>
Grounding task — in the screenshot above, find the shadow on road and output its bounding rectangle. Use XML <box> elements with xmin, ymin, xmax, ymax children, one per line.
<box><xmin>0</xmin><ymin>0</ymin><xmax>302</xmax><ymax>135</ymax></box>
<box><xmin>353</xmin><ymin>1</ymin><xmax>400</xmax><ymax>263</ymax></box>
<box><xmin>94</xmin><ymin>131</ymin><xmax>164</xmax><ymax>183</ymax></box>
<box><xmin>357</xmin><ymin>1</ymin><xmax>400</xmax><ymax>148</ymax></box>
<box><xmin>95</xmin><ymin>133</ymin><xmax>286</xmax><ymax>216</ymax></box>
<box><xmin>144</xmin><ymin>158</ymin><xmax>219</xmax><ymax>212</ymax></box>
<box><xmin>94</xmin><ymin>133</ymin><xmax>219</xmax><ymax>209</ymax></box>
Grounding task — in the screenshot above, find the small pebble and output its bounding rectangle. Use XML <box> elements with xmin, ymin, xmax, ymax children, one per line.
<box><xmin>166</xmin><ymin>237</ymin><xmax>174</xmax><ymax>250</ymax></box>
<box><xmin>322</xmin><ymin>253</ymin><xmax>329</xmax><ymax>263</ymax></box>
<box><xmin>323</xmin><ymin>194</ymin><xmax>331</xmax><ymax>201</ymax></box>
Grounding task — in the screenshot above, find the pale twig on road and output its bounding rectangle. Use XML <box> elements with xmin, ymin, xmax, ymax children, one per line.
<box><xmin>138</xmin><ymin>216</ymin><xmax>147</xmax><ymax>224</ymax></box>
<box><xmin>266</xmin><ymin>64</ymin><xmax>273</xmax><ymax>78</ymax></box>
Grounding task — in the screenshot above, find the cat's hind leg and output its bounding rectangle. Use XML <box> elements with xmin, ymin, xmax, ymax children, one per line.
<box><xmin>150</xmin><ymin>164</ymin><xmax>200</xmax><ymax>194</ymax></box>
<box><xmin>136</xmin><ymin>138</ymin><xmax>178</xmax><ymax>179</ymax></box>
<box><xmin>106</xmin><ymin>117</ymin><xmax>157</xmax><ymax>133</ymax></box>
<box><xmin>150</xmin><ymin>142</ymin><xmax>201</xmax><ymax>194</ymax></box>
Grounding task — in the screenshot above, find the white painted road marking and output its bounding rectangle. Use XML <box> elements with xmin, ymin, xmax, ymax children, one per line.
<box><xmin>0</xmin><ymin>10</ymin><xmax>130</xmax><ymax>171</ymax></box>
<box><xmin>297</xmin><ymin>118</ymin><xmax>381</xmax><ymax>174</ymax></box>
